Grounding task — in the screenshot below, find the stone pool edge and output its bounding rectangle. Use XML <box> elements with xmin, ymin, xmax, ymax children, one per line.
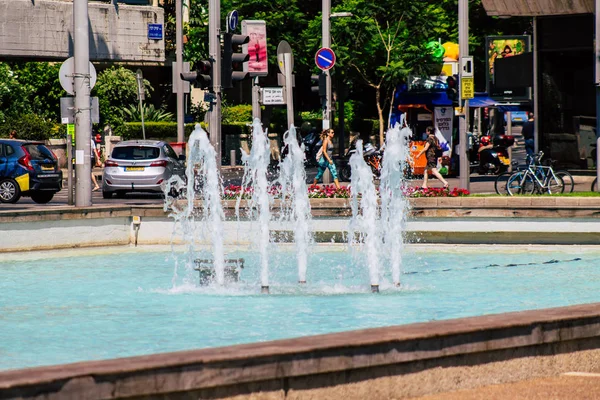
<box><xmin>1</xmin><ymin>302</ymin><xmax>599</xmax><ymax>399</ymax></box>
<box><xmin>1</xmin><ymin>198</ymin><xmax>600</xmax><ymax>252</ymax></box>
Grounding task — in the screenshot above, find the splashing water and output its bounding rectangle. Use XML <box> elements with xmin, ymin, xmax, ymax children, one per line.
<box><xmin>277</xmin><ymin>126</ymin><xmax>313</xmax><ymax>283</ymax></box>
<box><xmin>348</xmin><ymin>139</ymin><xmax>381</xmax><ymax>287</ymax></box>
<box><xmin>237</xmin><ymin>118</ymin><xmax>272</xmax><ymax>287</ymax></box>
<box><xmin>379</xmin><ymin>124</ymin><xmax>412</xmax><ymax>286</ymax></box>
<box><xmin>164</xmin><ymin>124</ymin><xmax>226</xmax><ymax>285</ymax></box>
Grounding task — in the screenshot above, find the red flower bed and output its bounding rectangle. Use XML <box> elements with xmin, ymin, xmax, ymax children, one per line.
<box><xmin>221</xmin><ymin>184</ymin><xmax>469</xmax><ymax>200</ymax></box>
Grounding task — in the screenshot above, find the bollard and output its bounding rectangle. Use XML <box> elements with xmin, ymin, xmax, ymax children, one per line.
<box><xmin>230</xmin><ymin>149</ymin><xmax>236</xmax><ymax>167</ymax></box>
<box><xmin>323</xmin><ymin>168</ymin><xmax>332</xmax><ymax>185</ymax></box>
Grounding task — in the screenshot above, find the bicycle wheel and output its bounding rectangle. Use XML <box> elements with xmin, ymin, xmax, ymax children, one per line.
<box><xmin>494</xmin><ymin>171</ymin><xmax>513</xmax><ymax>195</ymax></box>
<box><xmin>507</xmin><ymin>171</ymin><xmax>535</xmax><ymax>196</ymax></box>
<box><xmin>546</xmin><ymin>175</ymin><xmax>564</xmax><ymax>194</ymax></box>
<box><xmin>592</xmin><ymin>177</ymin><xmax>597</xmax><ymax>192</ymax></box>
<box><xmin>554</xmin><ymin>171</ymin><xmax>574</xmax><ymax>193</ymax></box>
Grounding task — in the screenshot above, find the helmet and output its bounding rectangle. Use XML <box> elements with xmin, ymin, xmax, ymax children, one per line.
<box><xmin>480</xmin><ymin>136</ymin><xmax>490</xmax><ymax>146</ymax></box>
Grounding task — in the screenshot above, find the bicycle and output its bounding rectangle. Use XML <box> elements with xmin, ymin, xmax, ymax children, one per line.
<box><xmin>494</xmin><ymin>155</ymin><xmax>573</xmax><ymax>195</ymax></box>
<box><xmin>505</xmin><ymin>152</ymin><xmax>564</xmax><ymax>195</ymax></box>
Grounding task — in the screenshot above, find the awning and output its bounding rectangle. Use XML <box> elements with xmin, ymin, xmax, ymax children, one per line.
<box><xmin>481</xmin><ymin>0</ymin><xmax>593</xmax><ymax>17</ymax></box>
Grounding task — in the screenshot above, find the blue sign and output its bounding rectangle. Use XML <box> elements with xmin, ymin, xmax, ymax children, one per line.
<box><xmin>227</xmin><ymin>10</ymin><xmax>239</xmax><ymax>33</ymax></box>
<box><xmin>148</xmin><ymin>24</ymin><xmax>163</xmax><ymax>40</ymax></box>
<box><xmin>315</xmin><ymin>47</ymin><xmax>336</xmax><ymax>71</ymax></box>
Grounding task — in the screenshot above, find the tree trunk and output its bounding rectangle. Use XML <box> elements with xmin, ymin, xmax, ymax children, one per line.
<box><xmin>376</xmin><ymin>88</ymin><xmax>385</xmax><ymax>148</ymax></box>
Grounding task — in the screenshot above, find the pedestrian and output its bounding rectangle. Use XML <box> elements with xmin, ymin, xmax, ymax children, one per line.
<box><xmin>522</xmin><ymin>112</ymin><xmax>535</xmax><ymax>158</ymax></box>
<box><xmin>313</xmin><ymin>128</ymin><xmax>341</xmax><ymax>189</ymax></box>
<box><xmin>8</xmin><ymin>130</ymin><xmax>17</xmax><ymax>139</ymax></box>
<box><xmin>91</xmin><ymin>137</ymin><xmax>101</xmax><ymax>192</ymax></box>
<box><xmin>416</xmin><ymin>126</ymin><xmax>449</xmax><ymax>189</ymax></box>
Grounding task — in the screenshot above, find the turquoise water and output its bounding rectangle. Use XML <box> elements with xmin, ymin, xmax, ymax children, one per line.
<box><xmin>1</xmin><ymin>244</ymin><xmax>600</xmax><ymax>371</ymax></box>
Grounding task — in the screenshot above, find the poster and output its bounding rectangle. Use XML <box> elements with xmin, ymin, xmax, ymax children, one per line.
<box><xmin>434</xmin><ymin>107</ymin><xmax>453</xmax><ymax>155</ymax></box>
<box><xmin>242</xmin><ymin>20</ymin><xmax>268</xmax><ymax>77</ymax></box>
<box><xmin>485</xmin><ymin>35</ymin><xmax>531</xmax><ymax>101</ymax></box>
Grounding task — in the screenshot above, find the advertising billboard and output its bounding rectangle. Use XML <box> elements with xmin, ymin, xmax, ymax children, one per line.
<box><xmin>486</xmin><ymin>35</ymin><xmax>531</xmax><ymax>102</ymax></box>
<box><xmin>242</xmin><ymin>20</ymin><xmax>268</xmax><ymax>77</ymax></box>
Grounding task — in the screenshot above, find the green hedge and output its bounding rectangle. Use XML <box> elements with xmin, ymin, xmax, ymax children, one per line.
<box><xmin>0</xmin><ymin>114</ymin><xmax>63</xmax><ymax>141</ymax></box>
<box><xmin>114</xmin><ymin>121</ymin><xmax>254</xmax><ymax>142</ymax></box>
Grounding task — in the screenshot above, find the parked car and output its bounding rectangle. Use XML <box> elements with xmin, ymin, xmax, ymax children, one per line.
<box><xmin>0</xmin><ymin>139</ymin><xmax>63</xmax><ymax>204</ymax></box>
<box><xmin>102</xmin><ymin>140</ymin><xmax>186</xmax><ymax>198</ymax></box>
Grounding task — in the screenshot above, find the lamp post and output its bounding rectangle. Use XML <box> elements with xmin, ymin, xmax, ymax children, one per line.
<box><xmin>322</xmin><ymin>0</ymin><xmax>332</xmax><ymax>130</ymax></box>
<box><xmin>458</xmin><ymin>0</ymin><xmax>470</xmax><ymax>191</ymax></box>
<box><xmin>596</xmin><ymin>0</ymin><xmax>600</xmax><ymax>191</ymax></box>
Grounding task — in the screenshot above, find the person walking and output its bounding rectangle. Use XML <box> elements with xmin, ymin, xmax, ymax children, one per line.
<box><xmin>522</xmin><ymin>112</ymin><xmax>535</xmax><ymax>157</ymax></box>
<box><xmin>8</xmin><ymin>130</ymin><xmax>17</xmax><ymax>139</ymax></box>
<box><xmin>313</xmin><ymin>128</ymin><xmax>341</xmax><ymax>189</ymax></box>
<box><xmin>416</xmin><ymin>126</ymin><xmax>449</xmax><ymax>189</ymax></box>
<box><xmin>91</xmin><ymin>137</ymin><xmax>101</xmax><ymax>192</ymax></box>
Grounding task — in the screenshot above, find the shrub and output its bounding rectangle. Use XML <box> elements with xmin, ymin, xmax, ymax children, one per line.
<box><xmin>0</xmin><ymin>113</ymin><xmax>60</xmax><ymax>141</ymax></box>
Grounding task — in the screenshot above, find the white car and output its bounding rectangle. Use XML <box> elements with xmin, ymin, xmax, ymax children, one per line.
<box><xmin>102</xmin><ymin>140</ymin><xmax>185</xmax><ymax>198</ymax></box>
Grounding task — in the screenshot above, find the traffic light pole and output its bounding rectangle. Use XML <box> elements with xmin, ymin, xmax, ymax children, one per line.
<box><xmin>208</xmin><ymin>0</ymin><xmax>222</xmax><ymax>167</ymax></box>
<box><xmin>176</xmin><ymin>0</ymin><xmax>185</xmax><ymax>143</ymax></box>
<box><xmin>458</xmin><ymin>0</ymin><xmax>470</xmax><ymax>192</ymax></box>
<box><xmin>74</xmin><ymin>0</ymin><xmax>92</xmax><ymax>207</ymax></box>
<box><xmin>322</xmin><ymin>0</ymin><xmax>332</xmax><ymax>129</ymax></box>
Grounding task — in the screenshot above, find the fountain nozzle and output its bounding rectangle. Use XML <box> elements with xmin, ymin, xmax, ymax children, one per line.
<box><xmin>394</xmin><ymin>282</ymin><xmax>401</xmax><ymax>287</ymax></box>
<box><xmin>298</xmin><ymin>280</ymin><xmax>306</xmax><ymax>284</ymax></box>
<box><xmin>371</xmin><ymin>284</ymin><xmax>379</xmax><ymax>293</ymax></box>
<box><xmin>261</xmin><ymin>286</ymin><xmax>270</xmax><ymax>294</ymax></box>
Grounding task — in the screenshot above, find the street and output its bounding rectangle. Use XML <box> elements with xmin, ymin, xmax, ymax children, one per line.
<box><xmin>0</xmin><ymin>163</ymin><xmax>595</xmax><ymax>211</ymax></box>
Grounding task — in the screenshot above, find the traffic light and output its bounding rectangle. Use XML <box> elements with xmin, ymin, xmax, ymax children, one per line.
<box><xmin>446</xmin><ymin>75</ymin><xmax>458</xmax><ymax>104</ymax></box>
<box><xmin>180</xmin><ymin>60</ymin><xmax>213</xmax><ymax>90</ymax></box>
<box><xmin>311</xmin><ymin>73</ymin><xmax>326</xmax><ymax>97</ymax></box>
<box><xmin>222</xmin><ymin>32</ymin><xmax>250</xmax><ymax>89</ymax></box>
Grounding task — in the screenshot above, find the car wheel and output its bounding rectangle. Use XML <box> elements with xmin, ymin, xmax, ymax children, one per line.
<box><xmin>102</xmin><ymin>190</ymin><xmax>113</xmax><ymax>199</ymax></box>
<box><xmin>0</xmin><ymin>179</ymin><xmax>21</xmax><ymax>203</ymax></box>
<box><xmin>30</xmin><ymin>192</ymin><xmax>55</xmax><ymax>204</ymax></box>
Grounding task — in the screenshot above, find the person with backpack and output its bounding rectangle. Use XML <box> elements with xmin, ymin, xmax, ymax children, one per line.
<box><xmin>416</xmin><ymin>126</ymin><xmax>449</xmax><ymax>189</ymax></box>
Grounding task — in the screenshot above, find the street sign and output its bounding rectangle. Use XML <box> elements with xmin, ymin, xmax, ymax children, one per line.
<box><xmin>60</xmin><ymin>97</ymin><xmax>100</xmax><ymax>124</ymax></box>
<box><xmin>261</xmin><ymin>87</ymin><xmax>285</xmax><ymax>105</ymax></box>
<box><xmin>461</xmin><ymin>56</ymin><xmax>474</xmax><ymax>78</ymax></box>
<box><xmin>315</xmin><ymin>47</ymin><xmax>336</xmax><ymax>71</ymax></box>
<box><xmin>59</xmin><ymin>57</ymin><xmax>97</xmax><ymax>95</ymax></box>
<box><xmin>148</xmin><ymin>23</ymin><xmax>163</xmax><ymax>40</ymax></box>
<box><xmin>227</xmin><ymin>10</ymin><xmax>239</xmax><ymax>33</ymax></box>
<box><xmin>461</xmin><ymin>76</ymin><xmax>475</xmax><ymax>99</ymax></box>
<box><xmin>277</xmin><ymin>41</ymin><xmax>293</xmax><ymax>75</ymax></box>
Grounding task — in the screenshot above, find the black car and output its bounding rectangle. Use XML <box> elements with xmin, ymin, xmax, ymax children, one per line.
<box><xmin>0</xmin><ymin>139</ymin><xmax>63</xmax><ymax>203</ymax></box>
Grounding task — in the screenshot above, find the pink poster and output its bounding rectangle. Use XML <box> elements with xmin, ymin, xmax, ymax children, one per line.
<box><xmin>242</xmin><ymin>20</ymin><xmax>268</xmax><ymax>77</ymax></box>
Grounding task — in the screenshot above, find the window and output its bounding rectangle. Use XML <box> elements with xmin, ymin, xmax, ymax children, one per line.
<box><xmin>112</xmin><ymin>146</ymin><xmax>160</xmax><ymax>160</ymax></box>
<box><xmin>23</xmin><ymin>144</ymin><xmax>54</xmax><ymax>161</ymax></box>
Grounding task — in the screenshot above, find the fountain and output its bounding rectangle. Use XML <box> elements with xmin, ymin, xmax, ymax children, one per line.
<box><xmin>348</xmin><ymin>139</ymin><xmax>381</xmax><ymax>292</ymax></box>
<box><xmin>379</xmin><ymin>124</ymin><xmax>412</xmax><ymax>286</ymax></box>
<box><xmin>164</xmin><ymin>124</ymin><xmax>226</xmax><ymax>285</ymax></box>
<box><xmin>236</xmin><ymin>118</ymin><xmax>273</xmax><ymax>293</ymax></box>
<box><xmin>277</xmin><ymin>125</ymin><xmax>313</xmax><ymax>284</ymax></box>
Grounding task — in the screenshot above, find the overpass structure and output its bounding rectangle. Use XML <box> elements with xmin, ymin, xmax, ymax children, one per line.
<box><xmin>0</xmin><ymin>0</ymin><xmax>165</xmax><ymax>64</ymax></box>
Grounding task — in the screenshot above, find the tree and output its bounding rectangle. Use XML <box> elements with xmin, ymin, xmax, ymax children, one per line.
<box><xmin>92</xmin><ymin>66</ymin><xmax>152</xmax><ymax>128</ymax></box>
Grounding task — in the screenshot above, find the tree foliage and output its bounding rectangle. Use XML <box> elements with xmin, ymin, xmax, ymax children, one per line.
<box><xmin>92</xmin><ymin>66</ymin><xmax>152</xmax><ymax>128</ymax></box>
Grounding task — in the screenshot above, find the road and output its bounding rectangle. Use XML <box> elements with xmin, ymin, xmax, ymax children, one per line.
<box><xmin>1</xmin><ymin>163</ymin><xmax>595</xmax><ymax>211</ymax></box>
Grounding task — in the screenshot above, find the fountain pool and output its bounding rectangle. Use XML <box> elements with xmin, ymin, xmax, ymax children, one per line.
<box><xmin>2</xmin><ymin>243</ymin><xmax>600</xmax><ymax>371</ymax></box>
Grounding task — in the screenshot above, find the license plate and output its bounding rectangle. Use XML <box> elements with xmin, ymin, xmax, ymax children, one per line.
<box><xmin>41</xmin><ymin>165</ymin><xmax>54</xmax><ymax>171</ymax></box>
<box><xmin>125</xmin><ymin>166</ymin><xmax>145</xmax><ymax>172</ymax></box>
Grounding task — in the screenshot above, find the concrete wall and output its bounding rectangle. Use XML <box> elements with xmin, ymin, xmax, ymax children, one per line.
<box><xmin>0</xmin><ymin>0</ymin><xmax>165</xmax><ymax>62</ymax></box>
<box><xmin>1</xmin><ymin>199</ymin><xmax>600</xmax><ymax>251</ymax></box>
<box><xmin>1</xmin><ymin>303</ymin><xmax>599</xmax><ymax>399</ymax></box>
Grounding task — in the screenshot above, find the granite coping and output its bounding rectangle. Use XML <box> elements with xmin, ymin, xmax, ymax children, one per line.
<box><xmin>1</xmin><ymin>302</ymin><xmax>599</xmax><ymax>391</ymax></box>
<box><xmin>1</xmin><ymin>197</ymin><xmax>600</xmax><ymax>223</ymax></box>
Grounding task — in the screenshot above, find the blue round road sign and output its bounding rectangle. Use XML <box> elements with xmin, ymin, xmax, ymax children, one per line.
<box><xmin>315</xmin><ymin>47</ymin><xmax>336</xmax><ymax>71</ymax></box>
<box><xmin>227</xmin><ymin>10</ymin><xmax>239</xmax><ymax>32</ymax></box>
